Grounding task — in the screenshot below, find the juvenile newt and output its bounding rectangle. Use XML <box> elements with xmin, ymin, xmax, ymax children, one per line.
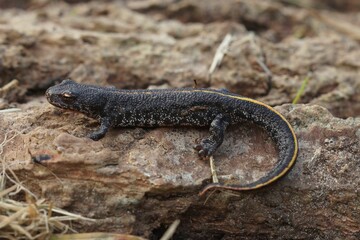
<box><xmin>46</xmin><ymin>79</ymin><xmax>298</xmax><ymax>195</ymax></box>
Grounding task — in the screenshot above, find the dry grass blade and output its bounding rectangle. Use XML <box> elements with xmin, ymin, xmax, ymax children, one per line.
<box><xmin>209</xmin><ymin>156</ymin><xmax>219</xmax><ymax>183</ymax></box>
<box><xmin>209</xmin><ymin>33</ymin><xmax>233</xmax><ymax>75</ymax></box>
<box><xmin>160</xmin><ymin>219</ymin><xmax>181</xmax><ymax>240</ymax></box>
<box><xmin>50</xmin><ymin>208</ymin><xmax>95</xmax><ymax>222</ymax></box>
<box><xmin>293</xmin><ymin>75</ymin><xmax>310</xmax><ymax>104</ymax></box>
<box><xmin>8</xmin><ymin>223</ymin><xmax>33</xmax><ymax>239</ymax></box>
<box><xmin>0</xmin><ymin>207</ymin><xmax>28</xmax><ymax>228</ymax></box>
<box><xmin>0</xmin><ymin>130</ymin><xmax>19</xmax><ymax>156</ymax></box>
<box><xmin>0</xmin><ymin>108</ymin><xmax>22</xmax><ymax>113</ymax></box>
<box><xmin>0</xmin><ymin>79</ymin><xmax>19</xmax><ymax>97</ymax></box>
<box><xmin>248</xmin><ymin>33</ymin><xmax>272</xmax><ymax>90</ymax></box>
<box><xmin>0</xmin><ymin>184</ymin><xmax>17</xmax><ymax>198</ymax></box>
<box><xmin>0</xmin><ymin>174</ymin><xmax>96</xmax><ymax>239</ymax></box>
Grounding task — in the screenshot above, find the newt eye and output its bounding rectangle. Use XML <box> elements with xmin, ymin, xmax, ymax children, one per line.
<box><xmin>61</xmin><ymin>92</ymin><xmax>76</xmax><ymax>99</ymax></box>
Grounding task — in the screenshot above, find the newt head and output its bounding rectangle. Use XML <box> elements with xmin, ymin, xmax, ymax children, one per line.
<box><xmin>46</xmin><ymin>79</ymin><xmax>106</xmax><ymax>118</ymax></box>
<box><xmin>46</xmin><ymin>79</ymin><xmax>81</xmax><ymax>110</ymax></box>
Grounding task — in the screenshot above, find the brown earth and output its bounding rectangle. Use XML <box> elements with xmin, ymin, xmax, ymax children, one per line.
<box><xmin>1</xmin><ymin>0</ymin><xmax>360</xmax><ymax>239</ymax></box>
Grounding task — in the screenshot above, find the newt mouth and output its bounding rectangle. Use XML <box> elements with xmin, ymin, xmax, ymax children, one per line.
<box><xmin>45</xmin><ymin>87</ymin><xmax>52</xmax><ymax>101</ymax></box>
<box><xmin>45</xmin><ymin>91</ymin><xmax>50</xmax><ymax>102</ymax></box>
<box><xmin>45</xmin><ymin>88</ymin><xmax>60</xmax><ymax>107</ymax></box>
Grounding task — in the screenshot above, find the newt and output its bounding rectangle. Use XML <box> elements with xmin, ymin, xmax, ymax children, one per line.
<box><xmin>46</xmin><ymin>79</ymin><xmax>298</xmax><ymax>196</ymax></box>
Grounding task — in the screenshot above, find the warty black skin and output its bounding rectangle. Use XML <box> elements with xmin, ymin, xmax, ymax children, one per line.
<box><xmin>46</xmin><ymin>79</ymin><xmax>298</xmax><ymax>196</ymax></box>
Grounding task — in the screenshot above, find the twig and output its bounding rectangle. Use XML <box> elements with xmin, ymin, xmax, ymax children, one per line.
<box><xmin>193</xmin><ymin>79</ymin><xmax>198</xmax><ymax>88</ymax></box>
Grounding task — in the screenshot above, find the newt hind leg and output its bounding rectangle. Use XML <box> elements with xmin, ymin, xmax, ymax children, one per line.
<box><xmin>195</xmin><ymin>113</ymin><xmax>230</xmax><ymax>157</ymax></box>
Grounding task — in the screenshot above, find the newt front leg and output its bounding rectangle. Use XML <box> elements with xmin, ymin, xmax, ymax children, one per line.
<box><xmin>88</xmin><ymin>117</ymin><xmax>111</xmax><ymax>141</ymax></box>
